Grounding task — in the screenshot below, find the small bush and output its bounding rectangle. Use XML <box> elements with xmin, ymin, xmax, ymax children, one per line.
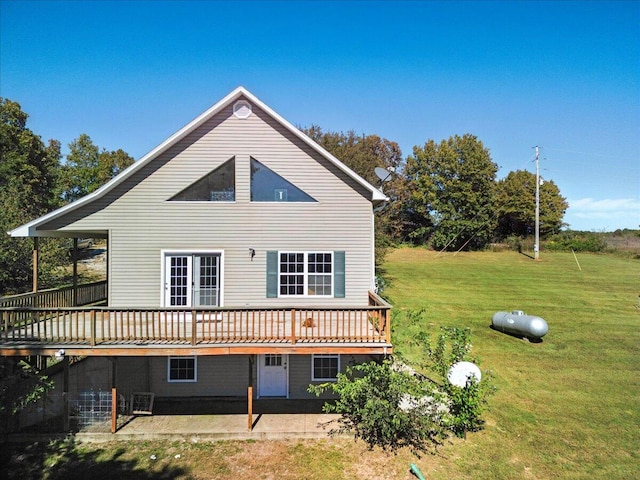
<box><xmin>545</xmin><ymin>231</ymin><xmax>607</xmax><ymax>252</ymax></box>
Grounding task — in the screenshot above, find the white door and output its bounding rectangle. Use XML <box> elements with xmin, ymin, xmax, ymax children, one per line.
<box><xmin>165</xmin><ymin>255</ymin><xmax>192</xmax><ymax>306</ymax></box>
<box><xmin>164</xmin><ymin>254</ymin><xmax>221</xmax><ymax>307</ymax></box>
<box><xmin>259</xmin><ymin>354</ymin><xmax>288</xmax><ymax>397</ymax></box>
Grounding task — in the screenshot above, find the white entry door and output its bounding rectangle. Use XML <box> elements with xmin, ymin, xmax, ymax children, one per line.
<box><xmin>258</xmin><ymin>354</ymin><xmax>288</xmax><ymax>397</ymax></box>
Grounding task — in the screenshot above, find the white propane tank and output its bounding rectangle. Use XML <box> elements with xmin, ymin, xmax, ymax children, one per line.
<box><xmin>492</xmin><ymin>310</ymin><xmax>548</xmax><ymax>339</ymax></box>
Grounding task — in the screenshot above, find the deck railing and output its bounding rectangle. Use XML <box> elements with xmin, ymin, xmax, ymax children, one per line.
<box><xmin>0</xmin><ymin>281</ymin><xmax>108</xmax><ymax>308</ymax></box>
<box><xmin>0</xmin><ymin>293</ymin><xmax>391</xmax><ymax>348</ymax></box>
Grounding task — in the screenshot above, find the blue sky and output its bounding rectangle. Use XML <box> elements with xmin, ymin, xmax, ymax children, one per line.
<box><xmin>1</xmin><ymin>0</ymin><xmax>638</xmax><ymax>231</ymax></box>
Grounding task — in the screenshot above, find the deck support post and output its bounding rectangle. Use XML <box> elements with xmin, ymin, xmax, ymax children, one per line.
<box><xmin>111</xmin><ymin>387</ymin><xmax>117</xmax><ymax>434</ymax></box>
<box><xmin>110</xmin><ymin>359</ymin><xmax>117</xmax><ymax>433</ymax></box>
<box><xmin>72</xmin><ymin>238</ymin><xmax>78</xmax><ymax>306</ymax></box>
<box><xmin>248</xmin><ymin>354</ymin><xmax>254</xmax><ymax>431</ymax></box>
<box><xmin>32</xmin><ymin>237</ymin><xmax>39</xmax><ymax>293</ymax></box>
<box><xmin>247</xmin><ymin>386</ymin><xmax>253</xmax><ymax>431</ymax></box>
<box><xmin>62</xmin><ymin>356</ymin><xmax>69</xmax><ymax>431</ymax></box>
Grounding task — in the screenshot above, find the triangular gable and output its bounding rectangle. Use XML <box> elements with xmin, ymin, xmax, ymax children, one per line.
<box><xmin>9</xmin><ymin>86</ymin><xmax>387</xmax><ymax>237</ymax></box>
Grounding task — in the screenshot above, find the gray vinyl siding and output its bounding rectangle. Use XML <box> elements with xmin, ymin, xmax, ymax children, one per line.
<box><xmin>132</xmin><ymin>355</ymin><xmax>378</xmax><ymax>399</ymax></box>
<box><xmin>39</xmin><ymin>98</ymin><xmax>375</xmax><ymax>308</ymax></box>
<box><xmin>148</xmin><ymin>356</ymin><xmax>251</xmax><ymax>397</ymax></box>
<box><xmin>288</xmin><ymin>354</ymin><xmax>377</xmax><ymax>399</ymax></box>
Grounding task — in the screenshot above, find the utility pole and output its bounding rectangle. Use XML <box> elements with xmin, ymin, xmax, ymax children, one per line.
<box><xmin>534</xmin><ymin>146</ymin><xmax>540</xmax><ymax>260</ymax></box>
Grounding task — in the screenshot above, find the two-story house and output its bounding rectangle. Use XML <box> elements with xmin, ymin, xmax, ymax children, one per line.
<box><xmin>1</xmin><ymin>87</ymin><xmax>392</xmax><ymax>420</ymax></box>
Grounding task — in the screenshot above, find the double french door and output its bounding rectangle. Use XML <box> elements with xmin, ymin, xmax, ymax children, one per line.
<box><xmin>164</xmin><ymin>254</ymin><xmax>221</xmax><ymax>307</ymax></box>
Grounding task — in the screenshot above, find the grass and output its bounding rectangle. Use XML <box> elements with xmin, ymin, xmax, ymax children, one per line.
<box><xmin>384</xmin><ymin>248</ymin><xmax>639</xmax><ymax>479</ymax></box>
<box><xmin>3</xmin><ymin>248</ymin><xmax>638</xmax><ymax>479</ymax></box>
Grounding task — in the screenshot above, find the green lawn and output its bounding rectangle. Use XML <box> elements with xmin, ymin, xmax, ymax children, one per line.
<box><xmin>3</xmin><ymin>249</ymin><xmax>638</xmax><ymax>479</ymax></box>
<box><xmin>383</xmin><ymin>248</ymin><xmax>639</xmax><ymax>479</ymax></box>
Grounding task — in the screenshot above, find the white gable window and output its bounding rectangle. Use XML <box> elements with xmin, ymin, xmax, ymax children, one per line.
<box><xmin>312</xmin><ymin>354</ymin><xmax>340</xmax><ymax>381</ymax></box>
<box><xmin>168</xmin><ymin>356</ymin><xmax>197</xmax><ymax>382</ymax></box>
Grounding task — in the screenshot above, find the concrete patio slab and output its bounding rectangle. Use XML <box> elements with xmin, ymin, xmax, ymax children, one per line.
<box><xmin>75</xmin><ymin>412</ymin><xmax>342</xmax><ymax>442</ymax></box>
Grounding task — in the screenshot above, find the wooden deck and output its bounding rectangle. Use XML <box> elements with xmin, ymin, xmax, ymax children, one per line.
<box><xmin>0</xmin><ymin>293</ymin><xmax>392</xmax><ymax>356</ymax></box>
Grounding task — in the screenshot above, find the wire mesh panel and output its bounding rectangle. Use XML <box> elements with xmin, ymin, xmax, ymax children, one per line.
<box><xmin>68</xmin><ymin>391</ymin><xmax>127</xmax><ymax>428</ymax></box>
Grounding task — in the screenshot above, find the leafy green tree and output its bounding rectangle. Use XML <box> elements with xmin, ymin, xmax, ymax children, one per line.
<box><xmin>309</xmin><ymin>359</ymin><xmax>450</xmax><ymax>455</ymax></box>
<box><xmin>0</xmin><ymin>357</ymin><xmax>53</xmax><ymax>433</ymax></box>
<box><xmin>304</xmin><ymin>126</ymin><xmax>403</xmax><ymax>186</ymax></box>
<box><xmin>302</xmin><ymin>126</ymin><xmax>410</xmax><ymax>258</ymax></box>
<box><xmin>495</xmin><ymin>169</ymin><xmax>568</xmax><ymax>238</ymax></box>
<box><xmin>405</xmin><ymin>134</ymin><xmax>498</xmax><ymax>250</ymax></box>
<box><xmin>0</xmin><ymin>98</ymin><xmax>66</xmax><ymax>294</ymax></box>
<box><xmin>0</xmin><ymin>98</ymin><xmax>60</xmax><ymax>214</ymax></box>
<box><xmin>59</xmin><ymin>134</ymin><xmax>134</xmax><ymax>203</ymax></box>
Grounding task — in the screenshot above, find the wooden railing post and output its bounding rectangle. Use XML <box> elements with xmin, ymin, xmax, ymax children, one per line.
<box><xmin>385</xmin><ymin>310</ymin><xmax>391</xmax><ymax>344</ymax></box>
<box><xmin>192</xmin><ymin>310</ymin><xmax>197</xmax><ymax>346</ymax></box>
<box><xmin>290</xmin><ymin>309</ymin><xmax>296</xmax><ymax>344</ymax></box>
<box><xmin>90</xmin><ymin>310</ymin><xmax>96</xmax><ymax>346</ymax></box>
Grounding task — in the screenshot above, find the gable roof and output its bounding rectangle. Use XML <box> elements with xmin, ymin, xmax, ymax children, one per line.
<box><xmin>9</xmin><ymin>86</ymin><xmax>388</xmax><ymax>238</ymax></box>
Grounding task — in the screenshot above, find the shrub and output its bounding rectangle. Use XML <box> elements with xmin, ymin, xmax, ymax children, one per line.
<box><xmin>310</xmin><ymin>320</ymin><xmax>495</xmax><ymax>455</ymax></box>
<box><xmin>545</xmin><ymin>231</ymin><xmax>607</xmax><ymax>252</ymax></box>
<box><xmin>308</xmin><ymin>359</ymin><xmax>450</xmax><ymax>456</ymax></box>
<box><xmin>417</xmin><ymin>325</ymin><xmax>496</xmax><ymax>438</ymax></box>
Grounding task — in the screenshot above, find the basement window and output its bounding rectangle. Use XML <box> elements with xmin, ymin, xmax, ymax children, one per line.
<box><xmin>312</xmin><ymin>354</ymin><xmax>340</xmax><ymax>381</ymax></box>
<box><xmin>168</xmin><ymin>356</ymin><xmax>197</xmax><ymax>382</ymax></box>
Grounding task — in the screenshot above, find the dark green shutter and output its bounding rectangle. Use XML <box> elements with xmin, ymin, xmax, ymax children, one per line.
<box><xmin>266</xmin><ymin>251</ymin><xmax>278</xmax><ymax>298</ymax></box>
<box><xmin>334</xmin><ymin>251</ymin><xmax>345</xmax><ymax>298</ymax></box>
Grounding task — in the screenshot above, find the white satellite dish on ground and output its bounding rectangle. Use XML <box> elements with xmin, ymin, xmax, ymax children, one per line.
<box><xmin>447</xmin><ymin>361</ymin><xmax>482</xmax><ymax>387</ymax></box>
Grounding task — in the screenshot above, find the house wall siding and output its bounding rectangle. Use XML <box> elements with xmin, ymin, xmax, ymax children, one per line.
<box><xmin>148</xmin><ymin>355</ymin><xmax>250</xmax><ymax>397</ymax></box>
<box><xmin>108</xmin><ymin>353</ymin><xmax>379</xmax><ymax>399</ymax></box>
<box><xmin>42</xmin><ymin>99</ymin><xmax>375</xmax><ymax>308</ymax></box>
<box><xmin>39</xmin><ymin>354</ymin><xmax>384</xmax><ymax>400</ymax></box>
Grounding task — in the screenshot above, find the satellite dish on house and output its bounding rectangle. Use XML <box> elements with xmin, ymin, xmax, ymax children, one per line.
<box><xmin>374</xmin><ymin>167</ymin><xmax>393</xmax><ymax>184</ymax></box>
<box><xmin>447</xmin><ymin>361</ymin><xmax>482</xmax><ymax>388</ymax></box>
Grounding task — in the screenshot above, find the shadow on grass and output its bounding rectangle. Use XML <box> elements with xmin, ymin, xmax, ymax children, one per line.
<box><xmin>489</xmin><ymin>325</ymin><xmax>544</xmax><ymax>344</ymax></box>
<box><xmin>1</xmin><ymin>436</ymin><xmax>187</xmax><ymax>480</ymax></box>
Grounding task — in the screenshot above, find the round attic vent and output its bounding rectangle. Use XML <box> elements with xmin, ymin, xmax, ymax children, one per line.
<box><xmin>233</xmin><ymin>100</ymin><xmax>252</xmax><ymax>119</ymax></box>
